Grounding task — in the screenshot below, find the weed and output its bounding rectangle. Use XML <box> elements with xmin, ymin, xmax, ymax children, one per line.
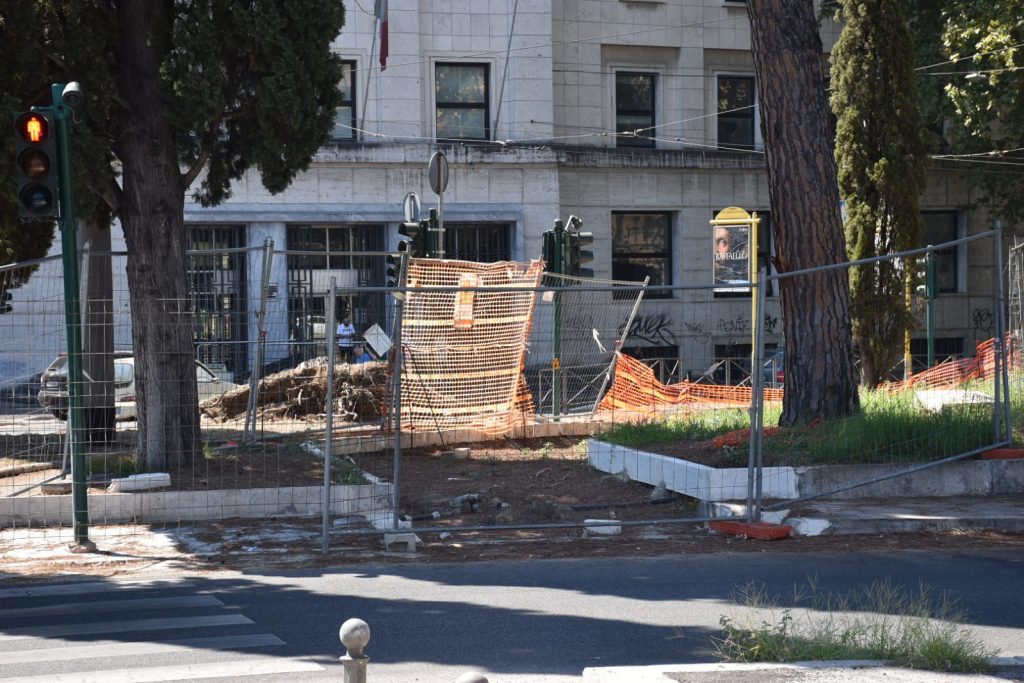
<box><xmin>710</xmin><ymin>578</ymin><xmax>997</xmax><ymax>673</ymax></box>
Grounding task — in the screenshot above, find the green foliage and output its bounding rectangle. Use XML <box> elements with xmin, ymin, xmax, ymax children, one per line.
<box><xmin>0</xmin><ymin>0</ymin><xmax>346</xmax><ymax>241</ymax></box>
<box><xmin>831</xmin><ymin>0</ymin><xmax>928</xmax><ymax>387</ymax></box>
<box><xmin>939</xmin><ymin>0</ymin><xmax>1024</xmax><ymax>222</ymax></box>
<box><xmin>601</xmin><ymin>409</ymin><xmax>751</xmax><ymax>448</ymax></box>
<box><xmin>713</xmin><ymin>579</ymin><xmax>997</xmax><ymax>673</ymax></box>
<box><xmin>600</xmin><ymin>380</ymin><xmax>1003</xmax><ymax>466</ymax></box>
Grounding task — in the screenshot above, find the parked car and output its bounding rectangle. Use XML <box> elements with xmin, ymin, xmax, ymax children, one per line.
<box><xmin>762</xmin><ymin>349</ymin><xmax>785</xmax><ymax>389</ymax></box>
<box><xmin>38</xmin><ymin>354</ymin><xmax>239</xmax><ymax>420</ymax></box>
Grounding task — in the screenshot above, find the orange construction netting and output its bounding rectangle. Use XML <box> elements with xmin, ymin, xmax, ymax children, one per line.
<box><xmin>598</xmin><ymin>352</ymin><xmax>783</xmax><ymax>413</ymax></box>
<box><xmin>883</xmin><ymin>335</ymin><xmax>1022</xmax><ymax>392</ymax></box>
<box><xmin>399</xmin><ymin>258</ymin><xmax>544</xmax><ymax>434</ymax></box>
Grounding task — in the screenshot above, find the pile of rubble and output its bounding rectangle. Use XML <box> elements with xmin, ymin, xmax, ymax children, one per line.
<box><xmin>200</xmin><ymin>357</ymin><xmax>390</xmax><ymax>423</ymax></box>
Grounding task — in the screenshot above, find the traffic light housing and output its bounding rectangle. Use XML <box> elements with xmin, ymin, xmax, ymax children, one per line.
<box><xmin>565</xmin><ymin>229</ymin><xmax>595</xmax><ymax>278</ymax></box>
<box><xmin>398</xmin><ymin>221</ymin><xmax>429</xmax><ymax>258</ymax></box>
<box><xmin>14</xmin><ymin>110</ymin><xmax>59</xmax><ymax>219</ymax></box>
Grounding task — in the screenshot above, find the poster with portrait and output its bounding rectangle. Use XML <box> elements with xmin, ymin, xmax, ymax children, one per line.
<box><xmin>713</xmin><ymin>224</ymin><xmax>751</xmax><ymax>293</ymax></box>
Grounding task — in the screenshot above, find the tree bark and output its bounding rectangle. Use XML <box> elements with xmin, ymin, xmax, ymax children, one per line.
<box><xmin>747</xmin><ymin>0</ymin><xmax>860</xmax><ymax>424</ymax></box>
<box><xmin>80</xmin><ymin>222</ymin><xmax>115</xmax><ymax>443</ymax></box>
<box><xmin>116</xmin><ymin>1</ymin><xmax>201</xmax><ymax>469</ymax></box>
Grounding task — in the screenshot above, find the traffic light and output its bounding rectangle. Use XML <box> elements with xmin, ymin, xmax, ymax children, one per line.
<box><xmin>13</xmin><ymin>110</ymin><xmax>59</xmax><ymax>219</ymax></box>
<box><xmin>398</xmin><ymin>221</ymin><xmax>428</xmax><ymax>258</ymax></box>
<box><xmin>565</xmin><ymin>229</ymin><xmax>595</xmax><ymax>278</ymax></box>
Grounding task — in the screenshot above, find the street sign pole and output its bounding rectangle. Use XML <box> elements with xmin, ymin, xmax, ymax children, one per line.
<box><xmin>50</xmin><ymin>82</ymin><xmax>93</xmax><ymax>552</ymax></box>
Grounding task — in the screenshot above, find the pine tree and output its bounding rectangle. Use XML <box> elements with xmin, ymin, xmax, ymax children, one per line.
<box><xmin>831</xmin><ymin>0</ymin><xmax>927</xmax><ymax>387</ymax></box>
<box><xmin>0</xmin><ymin>1</ymin><xmax>345</xmax><ymax>468</ymax></box>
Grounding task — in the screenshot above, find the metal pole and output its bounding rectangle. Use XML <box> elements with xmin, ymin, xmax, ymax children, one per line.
<box><xmin>753</xmin><ymin>266</ymin><xmax>768</xmax><ymax>521</ymax></box>
<box><xmin>51</xmin><ymin>83</ymin><xmax>92</xmax><ymax>552</ymax></box>
<box><xmin>243</xmin><ymin>238</ymin><xmax>274</xmax><ymax>442</ymax></box>
<box><xmin>323</xmin><ymin>278</ymin><xmax>337</xmax><ymax>553</ymax></box>
<box><xmin>926</xmin><ymin>249</ymin><xmax>936</xmax><ymax>368</ymax></box>
<box><xmin>391</xmin><ymin>252</ymin><xmax>408</xmax><ymax>530</ymax></box>
<box><xmin>552</xmin><ymin>220</ymin><xmax>564</xmax><ymax>418</ymax></box>
<box><xmin>993</xmin><ymin>223</ymin><xmax>1009</xmax><ymax>443</ymax></box>
<box><xmin>998</xmin><ymin>223</ymin><xmax>1012</xmax><ymax>443</ymax></box>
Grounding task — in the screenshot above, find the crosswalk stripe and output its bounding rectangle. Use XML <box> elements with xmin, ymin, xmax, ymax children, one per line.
<box><xmin>0</xmin><ymin>614</ymin><xmax>253</xmax><ymax>642</ymax></box>
<box><xmin>0</xmin><ymin>580</ymin><xmax>193</xmax><ymax>600</ymax></box>
<box><xmin>0</xmin><ymin>595</ymin><xmax>223</xmax><ymax>619</ymax></box>
<box><xmin>0</xmin><ymin>658</ymin><xmax>324</xmax><ymax>682</ymax></box>
<box><xmin>2</xmin><ymin>633</ymin><xmax>285</xmax><ymax>665</ymax></box>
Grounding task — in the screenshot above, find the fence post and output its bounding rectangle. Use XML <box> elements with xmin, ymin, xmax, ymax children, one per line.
<box><xmin>390</xmin><ymin>251</ymin><xmax>408</xmax><ymax>530</ymax></box>
<box><xmin>243</xmin><ymin>238</ymin><xmax>274</xmax><ymax>442</ymax></box>
<box><xmin>339</xmin><ymin>618</ymin><xmax>370</xmax><ymax>683</ymax></box>
<box><xmin>323</xmin><ymin>277</ymin><xmax>337</xmax><ymax>553</ymax></box>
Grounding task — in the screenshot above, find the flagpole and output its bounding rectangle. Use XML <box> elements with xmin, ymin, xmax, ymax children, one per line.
<box><xmin>361</xmin><ymin>15</ymin><xmax>378</xmax><ymax>135</ymax></box>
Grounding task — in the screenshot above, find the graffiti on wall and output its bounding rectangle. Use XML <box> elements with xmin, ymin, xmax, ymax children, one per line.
<box><xmin>628</xmin><ymin>314</ymin><xmax>677</xmax><ymax>345</ymax></box>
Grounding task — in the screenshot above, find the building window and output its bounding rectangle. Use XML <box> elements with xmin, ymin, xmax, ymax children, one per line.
<box><xmin>332</xmin><ymin>61</ymin><xmax>357</xmax><ymax>141</ymax></box>
<box><xmin>717</xmin><ymin>75</ymin><xmax>757</xmax><ymax>150</ymax></box>
<box><xmin>285</xmin><ymin>225</ymin><xmax>386</xmax><ymax>359</ymax></box>
<box><xmin>616</xmin><ymin>72</ymin><xmax>656</xmax><ymax>148</ymax></box>
<box><xmin>436</xmin><ymin>64</ymin><xmax>490</xmax><ymax>141</ymax></box>
<box><xmin>921</xmin><ymin>211</ymin><xmax>959</xmax><ymax>294</ymax></box>
<box><xmin>443</xmin><ymin>223</ymin><xmax>511</xmax><ymax>262</ymax></box>
<box><xmin>187</xmin><ymin>226</ymin><xmax>247</xmax><ymax>377</ymax></box>
<box><xmin>612</xmin><ymin>211</ymin><xmax>672</xmax><ymax>298</ymax></box>
<box><xmin>909</xmin><ymin>336</ymin><xmax>964</xmax><ymax>375</ymax></box>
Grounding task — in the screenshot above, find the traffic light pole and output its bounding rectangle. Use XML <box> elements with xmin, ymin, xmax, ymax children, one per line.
<box><xmin>51</xmin><ymin>83</ymin><xmax>92</xmax><ymax>552</ymax></box>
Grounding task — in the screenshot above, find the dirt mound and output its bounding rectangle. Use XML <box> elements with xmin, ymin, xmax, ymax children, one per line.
<box><xmin>200</xmin><ymin>357</ymin><xmax>390</xmax><ymax>423</ymax></box>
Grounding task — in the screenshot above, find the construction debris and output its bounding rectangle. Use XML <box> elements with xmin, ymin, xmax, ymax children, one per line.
<box><xmin>200</xmin><ymin>357</ymin><xmax>389</xmax><ymax>423</ymax></box>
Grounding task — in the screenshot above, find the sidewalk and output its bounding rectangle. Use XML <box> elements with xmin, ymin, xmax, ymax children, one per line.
<box><xmin>583</xmin><ymin>660</ymin><xmax>1024</xmax><ymax>682</ymax></box>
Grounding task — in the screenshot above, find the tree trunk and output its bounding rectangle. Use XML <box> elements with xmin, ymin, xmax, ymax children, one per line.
<box><xmin>80</xmin><ymin>222</ymin><xmax>115</xmax><ymax>443</ymax></box>
<box><xmin>747</xmin><ymin>0</ymin><xmax>860</xmax><ymax>424</ymax></box>
<box><xmin>116</xmin><ymin>2</ymin><xmax>201</xmax><ymax>470</ymax></box>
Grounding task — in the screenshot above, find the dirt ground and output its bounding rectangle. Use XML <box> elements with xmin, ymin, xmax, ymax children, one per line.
<box><xmin>5</xmin><ymin>429</ymin><xmax>1024</xmax><ymax>581</ymax></box>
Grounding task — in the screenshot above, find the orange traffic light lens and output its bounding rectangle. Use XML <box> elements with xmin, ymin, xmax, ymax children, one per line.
<box><xmin>15</xmin><ymin>113</ymin><xmax>49</xmax><ymax>143</ymax></box>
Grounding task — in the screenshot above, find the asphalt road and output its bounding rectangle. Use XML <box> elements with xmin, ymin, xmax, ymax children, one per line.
<box><xmin>2</xmin><ymin>549</ymin><xmax>1023</xmax><ymax>682</ymax></box>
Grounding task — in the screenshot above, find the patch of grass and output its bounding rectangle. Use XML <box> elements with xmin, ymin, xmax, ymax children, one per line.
<box><xmin>87</xmin><ymin>454</ymin><xmax>138</xmax><ymax>477</ymax></box>
<box><xmin>711</xmin><ymin>578</ymin><xmax>997</xmax><ymax>673</ymax></box>
<box><xmin>601</xmin><ymin>408</ymin><xmax>750</xmax><ymax>448</ymax></box>
<box><xmin>331</xmin><ymin>458</ymin><xmax>368</xmax><ymax>485</ymax></box>
<box><xmin>601</xmin><ymin>380</ymin><xmax>1012</xmax><ymax>465</ymax></box>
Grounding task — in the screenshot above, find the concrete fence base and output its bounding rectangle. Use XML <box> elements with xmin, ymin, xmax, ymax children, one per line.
<box><xmin>1</xmin><ymin>483</ymin><xmax>393</xmax><ymax>527</ymax></box>
<box><xmin>587</xmin><ymin>439</ymin><xmax>1024</xmax><ymax>501</ymax></box>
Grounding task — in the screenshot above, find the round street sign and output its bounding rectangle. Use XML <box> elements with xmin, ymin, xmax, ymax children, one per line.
<box><xmin>403</xmin><ymin>192</ymin><xmax>421</xmax><ymax>223</ymax></box>
<box><xmin>428</xmin><ymin>152</ymin><xmax>449</xmax><ymax>195</ymax></box>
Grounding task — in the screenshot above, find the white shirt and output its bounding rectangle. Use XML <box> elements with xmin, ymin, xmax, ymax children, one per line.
<box><xmin>337</xmin><ymin>322</ymin><xmax>355</xmax><ymax>348</ymax></box>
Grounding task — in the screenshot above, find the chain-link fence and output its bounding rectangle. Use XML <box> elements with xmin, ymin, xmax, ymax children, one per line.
<box><xmin>1</xmin><ymin>230</ymin><xmax>1017</xmax><ymax>550</ymax></box>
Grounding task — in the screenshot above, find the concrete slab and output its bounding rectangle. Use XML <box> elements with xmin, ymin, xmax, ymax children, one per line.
<box><xmin>782</xmin><ymin>495</ymin><xmax>1024</xmax><ymax>535</ymax></box>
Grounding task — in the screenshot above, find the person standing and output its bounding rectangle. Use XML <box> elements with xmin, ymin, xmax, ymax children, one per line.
<box><xmin>336</xmin><ymin>316</ymin><xmax>356</xmax><ymax>363</ymax></box>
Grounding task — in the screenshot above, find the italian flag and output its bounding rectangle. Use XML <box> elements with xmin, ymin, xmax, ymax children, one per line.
<box><xmin>375</xmin><ymin>0</ymin><xmax>388</xmax><ymax>71</ymax></box>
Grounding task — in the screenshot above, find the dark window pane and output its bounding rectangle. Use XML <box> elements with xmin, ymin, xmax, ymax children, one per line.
<box><xmin>612</xmin><ymin>212</ymin><xmax>671</xmax><ymax>297</ymax></box>
<box><xmin>436</xmin><ymin>64</ymin><xmax>490</xmax><ymax>141</ymax></box>
<box><xmin>437</xmin><ymin>108</ymin><xmax>487</xmax><ymax>140</ymax></box>
<box><xmin>437</xmin><ymin>65</ymin><xmax>487</xmax><ymax>103</ymax></box>
<box><xmin>616</xmin><ymin>73</ymin><xmax>654</xmax><ymax>110</ymax></box>
<box><xmin>922</xmin><ymin>211</ymin><xmax>958</xmax><ymax>293</ymax></box>
<box><xmin>616</xmin><ymin>72</ymin><xmax>655</xmax><ymax>148</ymax></box>
<box><xmin>718</xmin><ymin>76</ymin><xmax>756</xmax><ymax>149</ymax></box>
<box><xmin>334</xmin><ymin>61</ymin><xmax>357</xmax><ymax>140</ymax></box>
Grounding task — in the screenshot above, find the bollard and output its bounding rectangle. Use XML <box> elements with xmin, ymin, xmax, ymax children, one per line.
<box><xmin>339</xmin><ymin>618</ymin><xmax>370</xmax><ymax>683</ymax></box>
<box><xmin>453</xmin><ymin>673</ymin><xmax>490</xmax><ymax>683</ymax></box>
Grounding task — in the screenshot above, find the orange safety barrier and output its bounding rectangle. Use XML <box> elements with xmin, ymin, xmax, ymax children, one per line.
<box><xmin>882</xmin><ymin>335</ymin><xmax>1022</xmax><ymax>393</ymax></box>
<box><xmin>598</xmin><ymin>352</ymin><xmax>783</xmax><ymax>413</ymax></box>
